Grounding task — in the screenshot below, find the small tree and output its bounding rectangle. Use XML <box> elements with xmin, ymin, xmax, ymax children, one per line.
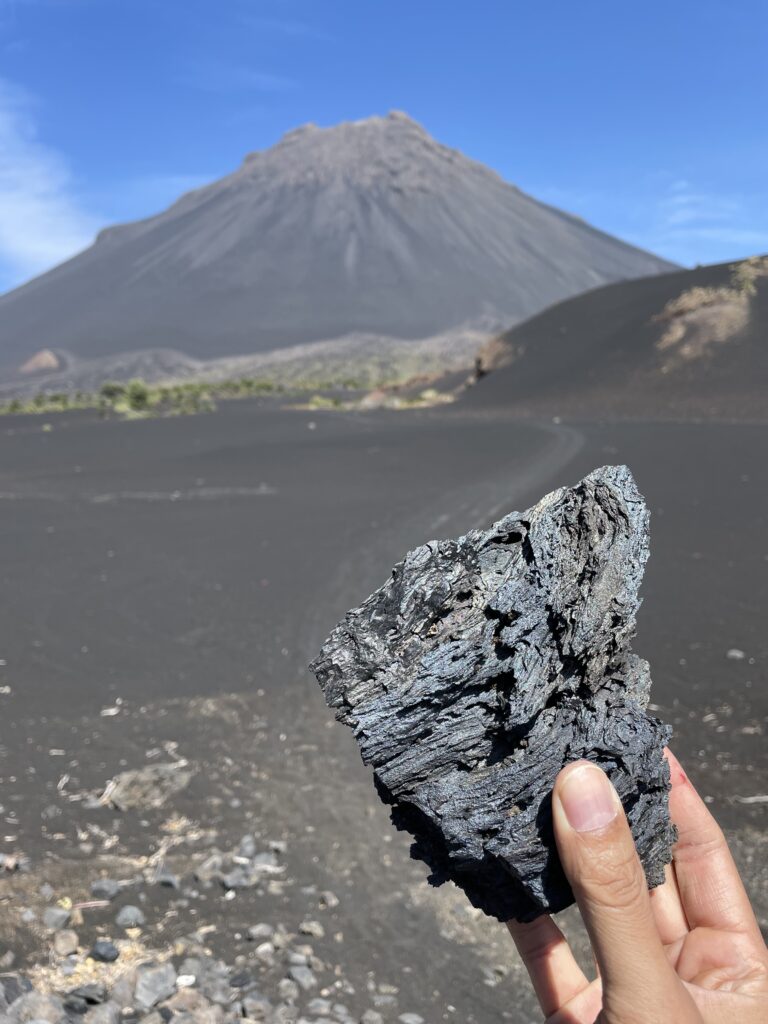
<box><xmin>100</xmin><ymin>381</ymin><xmax>126</xmax><ymax>401</ymax></box>
<box><xmin>126</xmin><ymin>379</ymin><xmax>150</xmax><ymax>411</ymax></box>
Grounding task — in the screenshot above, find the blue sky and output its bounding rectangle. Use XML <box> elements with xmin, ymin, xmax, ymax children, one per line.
<box><xmin>0</xmin><ymin>0</ymin><xmax>766</xmax><ymax>292</ymax></box>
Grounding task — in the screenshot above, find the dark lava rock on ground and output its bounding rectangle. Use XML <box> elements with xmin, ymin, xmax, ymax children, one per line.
<box><xmin>312</xmin><ymin>465</ymin><xmax>675</xmax><ymax>921</ymax></box>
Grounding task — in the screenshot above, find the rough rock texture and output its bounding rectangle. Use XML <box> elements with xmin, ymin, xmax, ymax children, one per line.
<box><xmin>311</xmin><ymin>466</ymin><xmax>675</xmax><ymax>921</ymax></box>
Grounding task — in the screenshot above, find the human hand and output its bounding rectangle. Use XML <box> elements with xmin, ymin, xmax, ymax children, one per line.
<box><xmin>507</xmin><ymin>750</ymin><xmax>768</xmax><ymax>1023</ymax></box>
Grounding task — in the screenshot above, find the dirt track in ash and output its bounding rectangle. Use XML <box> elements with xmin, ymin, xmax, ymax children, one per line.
<box><xmin>0</xmin><ymin>400</ymin><xmax>765</xmax><ymax>1023</ymax></box>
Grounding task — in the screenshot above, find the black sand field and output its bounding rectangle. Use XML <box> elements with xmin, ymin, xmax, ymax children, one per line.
<box><xmin>0</xmin><ymin>399</ymin><xmax>765</xmax><ymax>1023</ymax></box>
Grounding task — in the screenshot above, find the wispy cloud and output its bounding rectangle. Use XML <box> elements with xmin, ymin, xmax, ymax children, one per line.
<box><xmin>0</xmin><ymin>78</ymin><xmax>98</xmax><ymax>291</ymax></box>
<box><xmin>648</xmin><ymin>178</ymin><xmax>768</xmax><ymax>263</ymax></box>
<box><xmin>179</xmin><ymin>60</ymin><xmax>297</xmax><ymax>94</ymax></box>
<box><xmin>530</xmin><ymin>175</ymin><xmax>768</xmax><ymax>266</ymax></box>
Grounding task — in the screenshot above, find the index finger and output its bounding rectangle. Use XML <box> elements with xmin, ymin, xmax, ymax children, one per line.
<box><xmin>666</xmin><ymin>748</ymin><xmax>762</xmax><ymax>941</ymax></box>
<box><xmin>507</xmin><ymin>914</ymin><xmax>591</xmax><ymax>1018</ymax></box>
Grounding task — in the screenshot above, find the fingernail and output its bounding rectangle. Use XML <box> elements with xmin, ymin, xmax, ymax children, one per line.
<box><xmin>559</xmin><ymin>762</ymin><xmax>619</xmax><ymax>832</ymax></box>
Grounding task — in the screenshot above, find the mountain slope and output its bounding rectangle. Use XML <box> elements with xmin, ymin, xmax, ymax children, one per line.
<box><xmin>465</xmin><ymin>256</ymin><xmax>768</xmax><ymax>419</ymax></box>
<box><xmin>0</xmin><ymin>111</ymin><xmax>675</xmax><ymax>374</ymax></box>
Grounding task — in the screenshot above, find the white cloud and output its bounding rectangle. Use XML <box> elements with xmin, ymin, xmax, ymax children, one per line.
<box><xmin>0</xmin><ymin>78</ymin><xmax>98</xmax><ymax>290</ymax></box>
<box><xmin>529</xmin><ymin>175</ymin><xmax>768</xmax><ymax>267</ymax></box>
<box><xmin>649</xmin><ymin>179</ymin><xmax>768</xmax><ymax>263</ymax></box>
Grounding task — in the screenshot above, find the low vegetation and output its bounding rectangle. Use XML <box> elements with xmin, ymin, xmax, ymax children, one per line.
<box><xmin>0</xmin><ymin>376</ymin><xmax>318</xmax><ymax>420</ymax></box>
<box><xmin>0</xmin><ymin>366</ymin><xmax>460</xmax><ymax>421</ymax></box>
<box><xmin>653</xmin><ymin>255</ymin><xmax>768</xmax><ymax>371</ymax></box>
<box><xmin>655</xmin><ymin>255</ymin><xmax>768</xmax><ymax>324</ymax></box>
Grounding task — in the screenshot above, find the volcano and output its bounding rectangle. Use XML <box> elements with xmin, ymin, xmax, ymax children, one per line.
<box><xmin>0</xmin><ymin>112</ymin><xmax>675</xmax><ymax>374</ymax></box>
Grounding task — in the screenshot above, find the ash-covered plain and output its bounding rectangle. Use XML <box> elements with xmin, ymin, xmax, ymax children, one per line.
<box><xmin>311</xmin><ymin>465</ymin><xmax>675</xmax><ymax>921</ymax></box>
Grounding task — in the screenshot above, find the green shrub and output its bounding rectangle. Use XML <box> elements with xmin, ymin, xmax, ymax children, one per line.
<box><xmin>126</xmin><ymin>379</ymin><xmax>150</xmax><ymax>411</ymax></box>
<box><xmin>100</xmin><ymin>381</ymin><xmax>126</xmax><ymax>401</ymax></box>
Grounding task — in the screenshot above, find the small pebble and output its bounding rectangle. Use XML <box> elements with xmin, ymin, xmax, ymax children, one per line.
<box><xmin>53</xmin><ymin>930</ymin><xmax>79</xmax><ymax>957</ymax></box>
<box><xmin>176</xmin><ymin>974</ymin><xmax>196</xmax><ymax>988</ymax></box>
<box><xmin>306</xmin><ymin>997</ymin><xmax>331</xmax><ymax>1016</ymax></box>
<box><xmin>288</xmin><ymin>965</ymin><xmax>316</xmax><ymax>991</ymax></box>
<box><xmin>299</xmin><ymin>920</ymin><xmax>325</xmax><ymax>939</ymax></box>
<box><xmin>115</xmin><ymin>905</ymin><xmax>145</xmax><ymax>928</ymax></box>
<box><xmin>153</xmin><ymin>868</ymin><xmax>180</xmax><ymax>889</ymax></box>
<box><xmin>68</xmin><ymin>982</ymin><xmax>107</xmax><ymax>1005</ymax></box>
<box><xmin>278</xmin><ymin>978</ymin><xmax>300</xmax><ymax>1001</ymax></box>
<box><xmin>134</xmin><ymin>963</ymin><xmax>177</xmax><ymax>1009</ymax></box>
<box><xmin>89</xmin><ymin>940</ymin><xmax>120</xmax><ymax>964</ymax></box>
<box><xmin>42</xmin><ymin>906</ymin><xmax>70</xmax><ymax>931</ymax></box>
<box><xmin>91</xmin><ymin>878</ymin><xmax>121</xmax><ymax>901</ymax></box>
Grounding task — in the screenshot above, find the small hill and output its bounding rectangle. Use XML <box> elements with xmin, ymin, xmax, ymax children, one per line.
<box><xmin>0</xmin><ymin>112</ymin><xmax>674</xmax><ymax>377</ymax></box>
<box><xmin>466</xmin><ymin>256</ymin><xmax>768</xmax><ymax>420</ymax></box>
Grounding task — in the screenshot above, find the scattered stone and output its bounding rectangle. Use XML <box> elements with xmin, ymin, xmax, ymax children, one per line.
<box><xmin>311</xmin><ymin>465</ymin><xmax>675</xmax><ymax>921</ymax></box>
<box><xmin>726</xmin><ymin>648</ymin><xmax>746</xmax><ymax>660</ymax></box>
<box><xmin>306</xmin><ymin>999</ymin><xmax>331</xmax><ymax>1016</ymax></box>
<box><xmin>168</xmin><ymin>989</ymin><xmax>215</xmax><ymax>1015</ymax></box>
<box><xmin>115</xmin><ymin>905</ymin><xmax>145</xmax><ymax>928</ymax></box>
<box><xmin>6</xmin><ymin>991</ymin><xmax>64</xmax><ymax>1023</ymax></box>
<box><xmin>68</xmin><ymin>984</ymin><xmax>107</xmax><ymax>1005</ymax></box>
<box><xmin>152</xmin><ymin>867</ymin><xmax>180</xmax><ymax>890</ymax></box>
<box><xmin>372</xmin><ymin>994</ymin><xmax>397</xmax><ymax>1009</ymax></box>
<box><xmin>360</xmin><ymin>1012</ymin><xmax>384</xmax><ymax>1024</ymax></box>
<box><xmin>398</xmin><ymin>1015</ymin><xmax>425</xmax><ymax>1024</ymax></box>
<box><xmin>287</xmin><ymin>966</ymin><xmax>316</xmax><ymax>991</ymax></box>
<box><xmin>138</xmin><ymin>1011</ymin><xmax>164</xmax><ymax>1024</ymax></box>
<box><xmin>241</xmin><ymin>992</ymin><xmax>272</xmax><ymax>1020</ymax></box>
<box><xmin>176</xmin><ymin>975</ymin><xmax>196</xmax><ymax>989</ymax></box>
<box><xmin>0</xmin><ymin>852</ymin><xmax>29</xmax><ymax>873</ymax></box>
<box><xmin>89</xmin><ymin>941</ymin><xmax>119</xmax><ymax>964</ymax></box>
<box><xmin>84</xmin><ymin>1002</ymin><xmax>120</xmax><ymax>1024</ymax></box>
<box><xmin>272</xmin><ymin>1007</ymin><xmax>300</xmax><ymax>1024</ymax></box>
<box><xmin>298</xmin><ymin>921</ymin><xmax>325</xmax><ymax>939</ymax></box>
<box><xmin>63</xmin><ymin>995</ymin><xmax>89</xmax><ymax>1014</ymax></box>
<box><xmin>0</xmin><ymin>975</ymin><xmax>33</xmax><ymax>1007</ymax></box>
<box><xmin>238</xmin><ymin>835</ymin><xmax>257</xmax><ymax>858</ymax></box>
<box><xmin>103</xmin><ymin>762</ymin><xmax>193</xmax><ymax>811</ymax></box>
<box><xmin>107</xmin><ymin>969</ymin><xmax>137</xmax><ymax>1009</ymax></box>
<box><xmin>41</xmin><ymin>906</ymin><xmax>70</xmax><ymax>932</ymax></box>
<box><xmin>318</xmin><ymin>892</ymin><xmax>338</xmax><ymax>911</ymax></box>
<box><xmin>134</xmin><ymin>963</ymin><xmax>177</xmax><ymax>1010</ymax></box>
<box><xmin>229</xmin><ymin>970</ymin><xmax>253</xmax><ymax>989</ymax></box>
<box><xmin>90</xmin><ymin>879</ymin><xmax>121</xmax><ymax>901</ymax></box>
<box><xmin>247</xmin><ymin>924</ymin><xmax>274</xmax><ymax>941</ymax></box>
<box><xmin>0</xmin><ymin>951</ymin><xmax>14</xmax><ymax>970</ymax></box>
<box><xmin>278</xmin><ymin>978</ymin><xmax>300</xmax><ymax>1002</ymax></box>
<box><xmin>52</xmin><ymin>929</ymin><xmax>79</xmax><ymax>957</ymax></box>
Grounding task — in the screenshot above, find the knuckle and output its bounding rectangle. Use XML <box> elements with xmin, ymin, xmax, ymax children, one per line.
<box><xmin>675</xmin><ymin>824</ymin><xmax>727</xmax><ymax>864</ymax></box>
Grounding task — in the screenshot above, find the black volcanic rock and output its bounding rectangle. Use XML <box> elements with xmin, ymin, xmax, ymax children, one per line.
<box><xmin>311</xmin><ymin>466</ymin><xmax>675</xmax><ymax>921</ymax></box>
<box><xmin>0</xmin><ymin>112</ymin><xmax>674</xmax><ymax>372</ymax></box>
